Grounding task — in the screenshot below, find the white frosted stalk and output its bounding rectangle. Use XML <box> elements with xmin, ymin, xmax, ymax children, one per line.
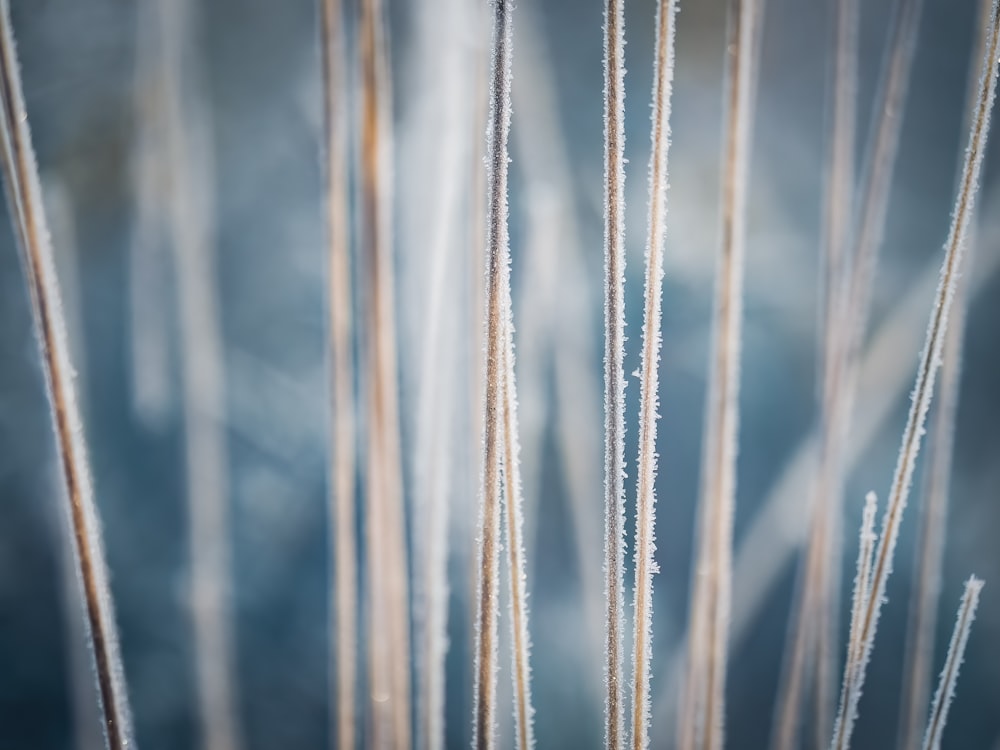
<box><xmin>472</xmin><ymin>2</ymin><xmax>514</xmax><ymax>748</ymax></box>
<box><xmin>921</xmin><ymin>577</ymin><xmax>984</xmax><ymax>750</ymax></box>
<box><xmin>679</xmin><ymin>1</ymin><xmax>757</xmax><ymax>749</ymax></box>
<box><xmin>601</xmin><ymin>0</ymin><xmax>628</xmax><ymax>746</ymax></box>
<box><xmin>897</xmin><ymin>3</ymin><xmax>989</xmax><ymax>747</ymax></box>
<box><xmin>358</xmin><ymin>0</ymin><xmax>412</xmax><ymax>747</ymax></box>
<box><xmin>830</xmin><ymin>4</ymin><xmax>1000</xmax><ymax>748</ymax></box>
<box><xmin>0</xmin><ymin>3</ymin><xmax>136</xmax><ymax>747</ymax></box>
<box><xmin>629</xmin><ymin>1</ymin><xmax>677</xmax><ymax>749</ymax></box>
<box><xmin>499</xmin><ymin>233</ymin><xmax>535</xmax><ymax>750</ymax></box>
<box><xmin>320</xmin><ymin>1</ymin><xmax>358</xmax><ymax>748</ymax></box>
<box><xmin>843</xmin><ymin>492</ymin><xmax>877</xmax><ymax>697</ymax></box>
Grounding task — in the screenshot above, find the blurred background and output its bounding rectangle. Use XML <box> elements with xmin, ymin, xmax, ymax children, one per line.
<box><xmin>0</xmin><ymin>0</ymin><xmax>999</xmax><ymax>748</ymax></box>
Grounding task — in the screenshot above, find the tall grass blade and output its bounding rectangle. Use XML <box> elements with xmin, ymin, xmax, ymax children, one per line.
<box><xmin>921</xmin><ymin>577</ymin><xmax>984</xmax><ymax>750</ymax></box>
<box><xmin>472</xmin><ymin>2</ymin><xmax>514</xmax><ymax>748</ymax></box>
<box><xmin>897</xmin><ymin>4</ymin><xmax>990</xmax><ymax>747</ymax></box>
<box><xmin>320</xmin><ymin>1</ymin><xmax>358</xmax><ymax>748</ymax></box>
<box><xmin>601</xmin><ymin>0</ymin><xmax>628</xmax><ymax>746</ymax></box>
<box><xmin>843</xmin><ymin>492</ymin><xmax>877</xmax><ymax>701</ymax></box>
<box><xmin>629</xmin><ymin>1</ymin><xmax>678</xmax><ymax>749</ymax></box>
<box><xmin>678</xmin><ymin>1</ymin><xmax>758</xmax><ymax>748</ymax></box>
<box><xmin>358</xmin><ymin>0</ymin><xmax>412</xmax><ymax>746</ymax></box>
<box><xmin>772</xmin><ymin>0</ymin><xmax>858</xmax><ymax>745</ymax></box>
<box><xmin>155</xmin><ymin>1</ymin><xmax>242</xmax><ymax>746</ymax></box>
<box><xmin>829</xmin><ymin>4</ymin><xmax>1000</xmax><ymax>747</ymax></box>
<box><xmin>499</xmin><ymin>232</ymin><xmax>535</xmax><ymax>750</ymax></box>
<box><xmin>0</xmin><ymin>3</ymin><xmax>136</xmax><ymax>747</ymax></box>
<box><xmin>128</xmin><ymin>0</ymin><xmax>171</xmax><ymax>427</ymax></box>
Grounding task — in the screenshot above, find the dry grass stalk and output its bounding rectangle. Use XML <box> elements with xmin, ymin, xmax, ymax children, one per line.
<box><xmin>0</xmin><ymin>2</ymin><xmax>135</xmax><ymax>747</ymax></box>
<box><xmin>358</xmin><ymin>0</ymin><xmax>412</xmax><ymax>746</ymax></box>
<box><xmin>678</xmin><ymin>1</ymin><xmax>758</xmax><ymax>748</ymax></box>
<box><xmin>320</xmin><ymin>0</ymin><xmax>358</xmax><ymax>747</ymax></box>
<box><xmin>772</xmin><ymin>0</ymin><xmax>858</xmax><ymax>745</ymax></box>
<box><xmin>499</xmin><ymin>244</ymin><xmax>535</xmax><ymax>750</ymax></box>
<box><xmin>897</xmin><ymin>4</ymin><xmax>989</xmax><ymax>747</ymax></box>
<box><xmin>128</xmin><ymin>0</ymin><xmax>171</xmax><ymax>427</ymax></box>
<box><xmin>921</xmin><ymin>577</ymin><xmax>984</xmax><ymax>750</ymax></box>
<box><xmin>601</xmin><ymin>0</ymin><xmax>628</xmax><ymax>746</ymax></box>
<box><xmin>843</xmin><ymin>492</ymin><xmax>877</xmax><ymax>698</ymax></box>
<box><xmin>155</xmin><ymin>1</ymin><xmax>242</xmax><ymax>747</ymax></box>
<box><xmin>629</xmin><ymin>1</ymin><xmax>678</xmax><ymax>748</ymax></box>
<box><xmin>472</xmin><ymin>1</ymin><xmax>514</xmax><ymax>748</ymax></box>
<box><xmin>829</xmin><ymin>4</ymin><xmax>1000</xmax><ymax>747</ymax></box>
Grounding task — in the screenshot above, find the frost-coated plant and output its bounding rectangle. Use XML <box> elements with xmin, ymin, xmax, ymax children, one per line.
<box><xmin>4</xmin><ymin>0</ymin><xmax>1000</xmax><ymax>749</ymax></box>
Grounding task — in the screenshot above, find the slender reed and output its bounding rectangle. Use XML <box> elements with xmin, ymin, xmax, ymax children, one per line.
<box><xmin>629</xmin><ymin>2</ymin><xmax>678</xmax><ymax>749</ymax></box>
<box><xmin>128</xmin><ymin>0</ymin><xmax>171</xmax><ymax>427</ymax></box>
<box><xmin>320</xmin><ymin>1</ymin><xmax>358</xmax><ymax>748</ymax></box>
<box><xmin>601</xmin><ymin>0</ymin><xmax>628</xmax><ymax>746</ymax></box>
<box><xmin>472</xmin><ymin>2</ymin><xmax>514</xmax><ymax>748</ymax></box>
<box><xmin>358</xmin><ymin>0</ymin><xmax>412</xmax><ymax>746</ymax></box>
<box><xmin>0</xmin><ymin>3</ymin><xmax>135</xmax><ymax>748</ymax></box>
<box><xmin>772</xmin><ymin>0</ymin><xmax>858</xmax><ymax>745</ymax></box>
<box><xmin>499</xmin><ymin>237</ymin><xmax>535</xmax><ymax>750</ymax></box>
<box><xmin>678</xmin><ymin>1</ymin><xmax>757</xmax><ymax>748</ymax></box>
<box><xmin>843</xmin><ymin>492</ymin><xmax>877</xmax><ymax>697</ymax></box>
<box><xmin>156</xmin><ymin>2</ymin><xmax>242</xmax><ymax>747</ymax></box>
<box><xmin>897</xmin><ymin>4</ymin><xmax>990</xmax><ymax>746</ymax></box>
<box><xmin>921</xmin><ymin>577</ymin><xmax>984</xmax><ymax>750</ymax></box>
<box><xmin>829</xmin><ymin>4</ymin><xmax>1000</xmax><ymax>747</ymax></box>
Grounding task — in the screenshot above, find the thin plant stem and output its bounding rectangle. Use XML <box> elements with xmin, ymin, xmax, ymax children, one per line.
<box><xmin>472</xmin><ymin>2</ymin><xmax>514</xmax><ymax>748</ymax></box>
<box><xmin>679</xmin><ymin>1</ymin><xmax>758</xmax><ymax>748</ymax></box>
<box><xmin>629</xmin><ymin>1</ymin><xmax>678</xmax><ymax>749</ymax></box>
<box><xmin>156</xmin><ymin>1</ymin><xmax>242</xmax><ymax>747</ymax></box>
<box><xmin>321</xmin><ymin>1</ymin><xmax>358</xmax><ymax>748</ymax></box>
<box><xmin>897</xmin><ymin>3</ymin><xmax>990</xmax><ymax>746</ymax></box>
<box><xmin>359</xmin><ymin>0</ymin><xmax>412</xmax><ymax>746</ymax></box>
<box><xmin>921</xmin><ymin>577</ymin><xmax>984</xmax><ymax>750</ymax></box>
<box><xmin>843</xmin><ymin>492</ymin><xmax>877</xmax><ymax>699</ymax></box>
<box><xmin>772</xmin><ymin>0</ymin><xmax>858</xmax><ymax>745</ymax></box>
<box><xmin>601</xmin><ymin>0</ymin><xmax>628</xmax><ymax>746</ymax></box>
<box><xmin>0</xmin><ymin>2</ymin><xmax>135</xmax><ymax>747</ymax></box>
<box><xmin>499</xmin><ymin>238</ymin><xmax>535</xmax><ymax>750</ymax></box>
<box><xmin>829</xmin><ymin>4</ymin><xmax>1000</xmax><ymax>747</ymax></box>
<box><xmin>128</xmin><ymin>0</ymin><xmax>171</xmax><ymax>427</ymax></box>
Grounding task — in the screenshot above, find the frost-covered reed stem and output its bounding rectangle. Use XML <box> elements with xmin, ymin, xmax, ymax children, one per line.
<box><xmin>321</xmin><ymin>0</ymin><xmax>358</xmax><ymax>747</ymax></box>
<box><xmin>601</xmin><ymin>0</ymin><xmax>628</xmax><ymax>746</ymax></box>
<box><xmin>830</xmin><ymin>4</ymin><xmax>1000</xmax><ymax>748</ymax></box>
<box><xmin>678</xmin><ymin>1</ymin><xmax>757</xmax><ymax>749</ymax></box>
<box><xmin>629</xmin><ymin>2</ymin><xmax>677</xmax><ymax>749</ymax></box>
<box><xmin>472</xmin><ymin>2</ymin><xmax>514</xmax><ymax>748</ymax></box>
<box><xmin>897</xmin><ymin>5</ymin><xmax>989</xmax><ymax>748</ymax></box>
<box><xmin>921</xmin><ymin>577</ymin><xmax>984</xmax><ymax>750</ymax></box>
<box><xmin>843</xmin><ymin>492</ymin><xmax>877</xmax><ymax>696</ymax></box>
<box><xmin>499</xmin><ymin>241</ymin><xmax>534</xmax><ymax>750</ymax></box>
<box><xmin>0</xmin><ymin>3</ymin><xmax>135</xmax><ymax>747</ymax></box>
<box><xmin>359</xmin><ymin>0</ymin><xmax>412</xmax><ymax>746</ymax></box>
